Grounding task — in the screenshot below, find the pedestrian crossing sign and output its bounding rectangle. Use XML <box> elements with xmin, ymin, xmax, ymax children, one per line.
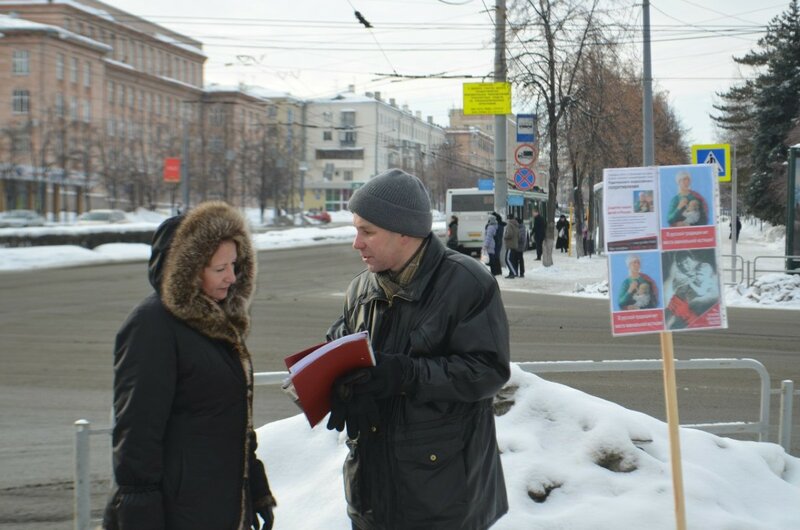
<box><xmin>691</xmin><ymin>144</ymin><xmax>731</xmax><ymax>182</ymax></box>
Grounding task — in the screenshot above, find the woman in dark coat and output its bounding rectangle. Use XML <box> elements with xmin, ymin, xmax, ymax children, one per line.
<box><xmin>446</xmin><ymin>215</ymin><xmax>459</xmax><ymax>250</ymax></box>
<box><xmin>103</xmin><ymin>201</ymin><xmax>276</xmax><ymax>530</ymax></box>
<box><xmin>555</xmin><ymin>214</ymin><xmax>570</xmax><ymax>253</ymax></box>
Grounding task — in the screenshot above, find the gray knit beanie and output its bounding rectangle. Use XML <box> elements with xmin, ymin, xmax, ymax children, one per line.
<box><xmin>348</xmin><ymin>168</ymin><xmax>432</xmax><ymax>237</ymax></box>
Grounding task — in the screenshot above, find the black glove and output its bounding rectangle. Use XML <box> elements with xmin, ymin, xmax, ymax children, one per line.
<box><xmin>252</xmin><ymin>495</ymin><xmax>277</xmax><ymax>530</ymax></box>
<box><xmin>344</xmin><ymin>392</ymin><xmax>380</xmax><ymax>438</ymax></box>
<box><xmin>327</xmin><ymin>369</ymin><xmax>371</xmax><ymax>434</ymax></box>
<box><xmin>253</xmin><ymin>506</ymin><xmax>274</xmax><ymax>530</ymax></box>
<box><xmin>351</xmin><ymin>354</ymin><xmax>411</xmax><ymax>400</ymax></box>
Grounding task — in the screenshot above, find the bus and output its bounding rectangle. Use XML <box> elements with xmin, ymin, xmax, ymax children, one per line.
<box><xmin>445</xmin><ymin>187</ymin><xmax>548</xmax><ymax>256</ymax></box>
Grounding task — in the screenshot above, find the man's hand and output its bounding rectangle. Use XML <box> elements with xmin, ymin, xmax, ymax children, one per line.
<box><xmin>351</xmin><ymin>354</ymin><xmax>411</xmax><ymax>400</ymax></box>
<box><xmin>325</xmin><ymin>355</ymin><xmax>411</xmax><ymax>437</ymax></box>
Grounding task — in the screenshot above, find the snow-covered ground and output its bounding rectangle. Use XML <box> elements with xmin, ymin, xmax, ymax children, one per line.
<box><xmin>2</xmin><ymin>208</ymin><xmax>799</xmax><ymax>528</ymax></box>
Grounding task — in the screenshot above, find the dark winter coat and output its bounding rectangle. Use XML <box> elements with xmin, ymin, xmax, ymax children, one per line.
<box><xmin>532</xmin><ymin>214</ymin><xmax>546</xmax><ymax>243</ymax></box>
<box><xmin>328</xmin><ymin>234</ymin><xmax>510</xmax><ymax>530</ymax></box>
<box><xmin>103</xmin><ymin>202</ymin><xmax>274</xmax><ymax>530</ymax></box>
<box><xmin>556</xmin><ymin>217</ymin><xmax>570</xmax><ymax>250</ymax></box>
<box><xmin>446</xmin><ymin>219</ymin><xmax>459</xmax><ymax>250</ymax></box>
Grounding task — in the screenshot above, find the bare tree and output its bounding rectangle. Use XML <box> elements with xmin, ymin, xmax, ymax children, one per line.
<box><xmin>507</xmin><ymin>0</ymin><xmax>608</xmax><ymax>266</ymax></box>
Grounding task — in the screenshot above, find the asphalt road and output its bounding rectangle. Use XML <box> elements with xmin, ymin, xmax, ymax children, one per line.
<box><xmin>1</xmin><ymin>242</ymin><xmax>798</xmax><ymax>528</ymax></box>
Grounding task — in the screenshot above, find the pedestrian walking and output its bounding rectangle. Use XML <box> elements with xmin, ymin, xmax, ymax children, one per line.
<box><xmin>447</xmin><ymin>215</ymin><xmax>459</xmax><ymax>250</ymax></box>
<box><xmin>556</xmin><ymin>214</ymin><xmax>570</xmax><ymax>253</ymax></box>
<box><xmin>532</xmin><ymin>209</ymin><xmax>546</xmax><ymax>261</ymax></box>
<box><xmin>483</xmin><ymin>214</ymin><xmax>501</xmax><ymax>276</ymax></box>
<box><xmin>503</xmin><ymin>213</ymin><xmax>520</xmax><ymax>278</ymax></box>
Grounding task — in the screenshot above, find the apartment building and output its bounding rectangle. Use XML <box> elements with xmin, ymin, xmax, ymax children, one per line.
<box><xmin>0</xmin><ymin>0</ymin><xmax>206</xmax><ymax>213</ymax></box>
<box><xmin>304</xmin><ymin>88</ymin><xmax>446</xmax><ymax>212</ymax></box>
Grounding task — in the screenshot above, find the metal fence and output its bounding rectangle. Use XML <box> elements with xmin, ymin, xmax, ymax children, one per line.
<box><xmin>73</xmin><ymin>358</ymin><xmax>797</xmax><ymax>530</ymax></box>
<box><xmin>751</xmin><ymin>255</ymin><xmax>800</xmax><ymax>286</ymax></box>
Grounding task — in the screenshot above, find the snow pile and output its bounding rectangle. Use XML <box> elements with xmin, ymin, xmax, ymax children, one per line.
<box><xmin>257</xmin><ymin>366</ymin><xmax>800</xmax><ymax>530</ymax></box>
<box><xmin>574</xmin><ymin>279</ymin><xmax>609</xmax><ymax>297</ymax></box>
<box><xmin>726</xmin><ymin>273</ymin><xmax>800</xmax><ymax>307</ymax></box>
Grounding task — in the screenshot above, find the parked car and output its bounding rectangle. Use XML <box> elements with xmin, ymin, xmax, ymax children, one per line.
<box><xmin>305</xmin><ymin>209</ymin><xmax>331</xmax><ymax>224</ymax></box>
<box><xmin>75</xmin><ymin>209</ymin><xmax>129</xmax><ymax>224</ymax></box>
<box><xmin>0</xmin><ymin>209</ymin><xmax>46</xmax><ymax>228</ymax></box>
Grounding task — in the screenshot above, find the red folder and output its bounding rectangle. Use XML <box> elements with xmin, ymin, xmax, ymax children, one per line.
<box><xmin>284</xmin><ymin>331</ymin><xmax>376</xmax><ymax>427</ymax></box>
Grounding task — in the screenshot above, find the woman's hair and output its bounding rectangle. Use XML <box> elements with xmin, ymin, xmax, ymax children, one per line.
<box><xmin>675</xmin><ymin>170</ymin><xmax>691</xmax><ymax>185</ymax></box>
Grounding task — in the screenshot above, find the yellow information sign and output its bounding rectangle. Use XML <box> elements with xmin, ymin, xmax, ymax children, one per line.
<box><xmin>463</xmin><ymin>82</ymin><xmax>511</xmax><ymax>115</ymax></box>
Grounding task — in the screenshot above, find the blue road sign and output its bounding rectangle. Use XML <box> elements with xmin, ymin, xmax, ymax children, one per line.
<box><xmin>514</xmin><ymin>167</ymin><xmax>536</xmax><ymax>190</ymax></box>
<box><xmin>477</xmin><ymin>178</ymin><xmax>494</xmax><ymax>190</ymax></box>
<box><xmin>691</xmin><ymin>144</ymin><xmax>731</xmax><ymax>182</ymax></box>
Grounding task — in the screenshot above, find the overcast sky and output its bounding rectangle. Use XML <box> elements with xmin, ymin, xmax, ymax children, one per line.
<box><xmin>113</xmin><ymin>0</ymin><xmax>789</xmax><ymax>147</ymax></box>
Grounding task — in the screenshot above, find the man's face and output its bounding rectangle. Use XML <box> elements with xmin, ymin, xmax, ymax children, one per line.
<box><xmin>352</xmin><ymin>214</ymin><xmax>409</xmax><ymax>273</ymax></box>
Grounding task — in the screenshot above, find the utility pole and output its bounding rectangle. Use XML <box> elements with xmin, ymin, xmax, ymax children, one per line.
<box><xmin>493</xmin><ymin>0</ymin><xmax>508</xmax><ymax>215</ymax></box>
<box><xmin>642</xmin><ymin>0</ymin><xmax>655</xmax><ymax>166</ymax></box>
<box><xmin>299</xmin><ymin>101</ymin><xmax>308</xmax><ymax>223</ymax></box>
<box><xmin>180</xmin><ymin>103</ymin><xmax>191</xmax><ymax>212</ymax></box>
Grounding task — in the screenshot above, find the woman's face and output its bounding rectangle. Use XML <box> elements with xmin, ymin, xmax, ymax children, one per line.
<box><xmin>628</xmin><ymin>258</ymin><xmax>641</xmax><ymax>275</ymax></box>
<box><xmin>201</xmin><ymin>240</ymin><xmax>237</xmax><ymax>301</ymax></box>
<box><xmin>678</xmin><ymin>175</ymin><xmax>691</xmax><ymax>192</ymax></box>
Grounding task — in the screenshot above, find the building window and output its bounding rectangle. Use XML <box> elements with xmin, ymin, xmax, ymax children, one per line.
<box><xmin>340</xmin><ymin>130</ymin><xmax>357</xmax><ymax>146</ymax></box>
<box><xmin>12</xmin><ymin>89</ymin><xmax>30</xmax><ymax>114</ymax></box>
<box><xmin>55</xmin><ymin>93</ymin><xmax>65</xmax><ymax>116</ymax></box>
<box><xmin>210</xmin><ymin>105</ymin><xmax>224</xmax><ymax>125</ymax></box>
<box><xmin>340</xmin><ymin>110</ymin><xmax>355</xmax><ymax>127</ymax></box>
<box><xmin>128</xmin><ymin>88</ymin><xmax>134</xmax><ymax>109</ymax></box>
<box><xmin>70</xmin><ymin>97</ymin><xmax>78</xmax><ymax>120</ymax></box>
<box><xmin>12</xmin><ymin>133</ymin><xmax>31</xmax><ymax>153</ymax></box>
<box><xmin>70</xmin><ymin>57</ymin><xmax>78</xmax><ymax>83</ymax></box>
<box><xmin>56</xmin><ymin>53</ymin><xmax>64</xmax><ymax>80</ymax></box>
<box><xmin>107</xmin><ymin>118</ymin><xmax>115</xmax><ymax>136</ymax></box>
<box><xmin>12</xmin><ymin>50</ymin><xmax>30</xmax><ymax>75</ymax></box>
<box><xmin>83</xmin><ymin>61</ymin><xmax>91</xmax><ymax>87</ymax></box>
<box><xmin>343</xmin><ymin>170</ymin><xmax>353</xmax><ymax>181</ymax></box>
<box><xmin>118</xmin><ymin>84</ymin><xmax>124</xmax><ymax>107</ymax></box>
<box><xmin>108</xmin><ymin>81</ymin><xmax>114</xmax><ymax>105</ymax></box>
<box><xmin>156</xmin><ymin>94</ymin><xmax>162</xmax><ymax>115</ymax></box>
<box><xmin>82</xmin><ymin>100</ymin><xmax>91</xmax><ymax>122</ymax></box>
<box><xmin>323</xmin><ymin>130</ymin><xmax>332</xmax><ymax>141</ymax></box>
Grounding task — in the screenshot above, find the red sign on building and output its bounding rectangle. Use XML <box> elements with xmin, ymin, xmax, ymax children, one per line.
<box><xmin>163</xmin><ymin>157</ymin><xmax>181</xmax><ymax>183</ymax></box>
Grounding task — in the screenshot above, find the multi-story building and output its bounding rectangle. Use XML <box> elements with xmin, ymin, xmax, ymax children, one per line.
<box><xmin>0</xmin><ymin>1</ymin><xmax>449</xmax><ymax>216</ymax></box>
<box><xmin>304</xmin><ymin>88</ymin><xmax>446</xmax><ymax>212</ymax></box>
<box><xmin>0</xmin><ymin>0</ymin><xmax>206</xmax><ymax>213</ymax></box>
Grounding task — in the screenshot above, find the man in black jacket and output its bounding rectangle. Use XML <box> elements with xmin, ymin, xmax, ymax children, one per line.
<box><xmin>326</xmin><ymin>168</ymin><xmax>510</xmax><ymax>530</ymax></box>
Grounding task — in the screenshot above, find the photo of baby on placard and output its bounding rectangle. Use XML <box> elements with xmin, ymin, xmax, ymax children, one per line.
<box><xmin>634</xmin><ymin>190</ymin><xmax>654</xmax><ymax>213</ymax></box>
<box><xmin>610</xmin><ymin>252</ymin><xmax>662</xmax><ymax>312</ymax></box>
<box><xmin>662</xmin><ymin>248</ymin><xmax>723</xmax><ymax>331</ymax></box>
<box><xmin>661</xmin><ymin>167</ymin><xmax>713</xmax><ymax>228</ymax></box>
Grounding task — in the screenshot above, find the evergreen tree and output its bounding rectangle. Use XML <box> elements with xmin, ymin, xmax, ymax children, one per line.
<box><xmin>712</xmin><ymin>0</ymin><xmax>800</xmax><ymax>225</ymax></box>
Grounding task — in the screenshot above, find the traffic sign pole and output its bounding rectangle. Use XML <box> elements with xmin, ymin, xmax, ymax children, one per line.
<box><xmin>731</xmin><ymin>145</ymin><xmax>737</xmax><ymax>283</ymax></box>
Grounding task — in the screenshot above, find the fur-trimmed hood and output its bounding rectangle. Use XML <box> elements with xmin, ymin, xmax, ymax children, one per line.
<box><xmin>148</xmin><ymin>201</ymin><xmax>256</xmax><ymax>345</ymax></box>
